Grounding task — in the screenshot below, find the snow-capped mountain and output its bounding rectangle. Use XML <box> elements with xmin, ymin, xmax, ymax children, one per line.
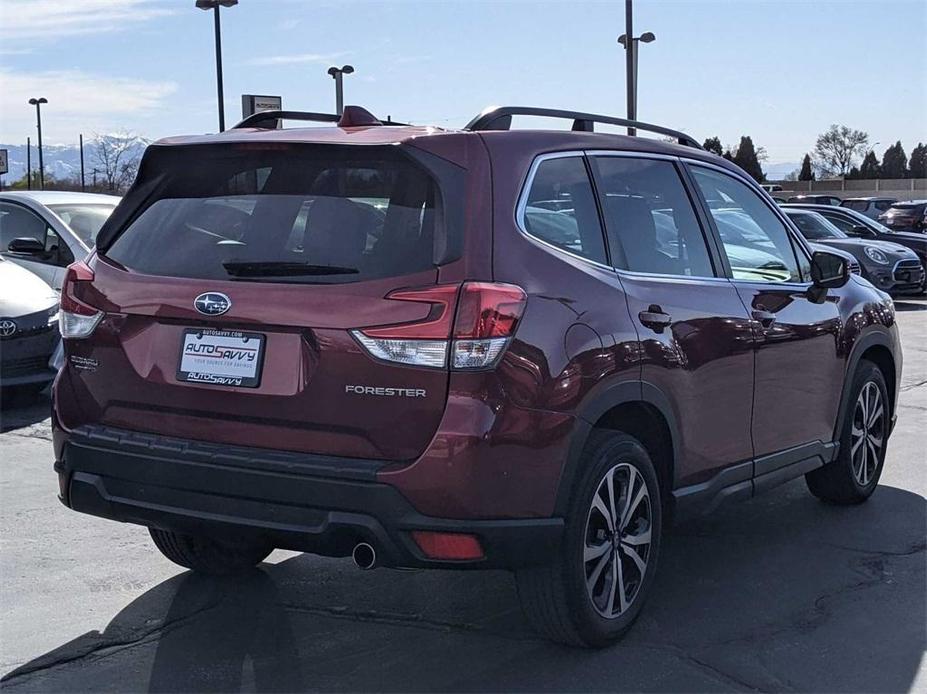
<box><xmin>1</xmin><ymin>135</ymin><xmax>150</xmax><ymax>184</ymax></box>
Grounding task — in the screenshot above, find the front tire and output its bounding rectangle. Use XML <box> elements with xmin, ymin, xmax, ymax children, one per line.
<box><xmin>805</xmin><ymin>360</ymin><xmax>888</xmax><ymax>504</ymax></box>
<box><xmin>149</xmin><ymin>528</ymin><xmax>272</xmax><ymax>575</ymax></box>
<box><xmin>515</xmin><ymin>431</ymin><xmax>662</xmax><ymax>647</ymax></box>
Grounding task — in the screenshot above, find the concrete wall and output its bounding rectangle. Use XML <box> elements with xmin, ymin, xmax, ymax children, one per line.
<box><xmin>766</xmin><ymin>178</ymin><xmax>927</xmax><ymax>201</ymax></box>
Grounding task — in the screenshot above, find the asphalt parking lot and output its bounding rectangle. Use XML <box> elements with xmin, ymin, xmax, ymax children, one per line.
<box><xmin>1</xmin><ymin>296</ymin><xmax>924</xmax><ymax>693</ymax></box>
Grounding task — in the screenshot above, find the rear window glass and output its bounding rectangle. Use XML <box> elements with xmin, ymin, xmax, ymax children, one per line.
<box><xmin>843</xmin><ymin>200</ymin><xmax>867</xmax><ymax>211</ymax></box>
<box><xmin>521</xmin><ymin>156</ymin><xmax>608</xmax><ymax>264</ymax></box>
<box><xmin>105</xmin><ymin>145</ymin><xmax>441</xmax><ymax>284</ymax></box>
<box><xmin>890</xmin><ymin>203</ymin><xmax>926</xmax><ymax>212</ymax></box>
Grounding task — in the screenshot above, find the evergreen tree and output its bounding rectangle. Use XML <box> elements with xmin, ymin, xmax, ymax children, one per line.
<box><xmin>732</xmin><ymin>136</ymin><xmax>765</xmax><ymax>183</ymax></box>
<box><xmin>846</xmin><ymin>166</ymin><xmax>861</xmax><ymax>180</ymax></box>
<box><xmin>722</xmin><ymin>149</ymin><xmax>734</xmax><ymax>162</ymax></box>
<box><xmin>702</xmin><ymin>136</ymin><xmax>724</xmax><ymax>157</ymax></box>
<box><xmin>859</xmin><ymin>150</ymin><xmax>881</xmax><ymax>179</ymax></box>
<box><xmin>880</xmin><ymin>141</ymin><xmax>908</xmax><ymax>179</ymax></box>
<box><xmin>799</xmin><ymin>154</ymin><xmax>815</xmax><ymax>181</ymax></box>
<box><xmin>908</xmin><ymin>143</ymin><xmax>926</xmax><ymax>178</ymax></box>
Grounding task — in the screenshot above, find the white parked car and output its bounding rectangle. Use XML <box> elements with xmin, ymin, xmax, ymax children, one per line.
<box><xmin>0</xmin><ymin>257</ymin><xmax>60</xmax><ymax>393</ymax></box>
<box><xmin>0</xmin><ymin>191</ymin><xmax>120</xmax><ymax>290</ymax></box>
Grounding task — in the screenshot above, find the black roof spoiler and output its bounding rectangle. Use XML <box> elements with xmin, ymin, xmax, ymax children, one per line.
<box><xmin>464</xmin><ymin>106</ymin><xmax>702</xmax><ymax>149</ymax></box>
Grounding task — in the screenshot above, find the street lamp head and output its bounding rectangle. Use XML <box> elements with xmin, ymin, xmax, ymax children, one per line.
<box><xmin>640</xmin><ymin>31</ymin><xmax>656</xmax><ymax>43</ymax></box>
<box><xmin>617</xmin><ymin>34</ymin><xmax>628</xmax><ymax>47</ymax></box>
<box><xmin>195</xmin><ymin>0</ymin><xmax>237</xmax><ymax>9</ymax></box>
<box><xmin>329</xmin><ymin>65</ymin><xmax>355</xmax><ymax>78</ymax></box>
<box><xmin>28</xmin><ymin>98</ymin><xmax>48</xmax><ymax>106</ymax></box>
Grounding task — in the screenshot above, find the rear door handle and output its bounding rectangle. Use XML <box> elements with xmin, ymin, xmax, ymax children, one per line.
<box><xmin>639</xmin><ymin>305</ymin><xmax>672</xmax><ymax>333</ymax></box>
<box><xmin>752</xmin><ymin>309</ymin><xmax>777</xmax><ymax>328</ymax></box>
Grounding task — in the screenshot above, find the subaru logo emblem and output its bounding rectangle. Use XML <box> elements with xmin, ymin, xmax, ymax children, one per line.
<box><xmin>0</xmin><ymin>319</ymin><xmax>17</xmax><ymax>337</ymax></box>
<box><xmin>193</xmin><ymin>292</ymin><xmax>231</xmax><ymax>316</ymax></box>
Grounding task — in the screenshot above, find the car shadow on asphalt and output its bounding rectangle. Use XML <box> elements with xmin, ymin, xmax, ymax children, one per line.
<box><xmin>3</xmin><ymin>483</ymin><xmax>925</xmax><ymax>692</ymax></box>
<box><xmin>894</xmin><ymin>299</ymin><xmax>927</xmax><ymax>312</ymax></box>
<box><xmin>0</xmin><ymin>389</ymin><xmax>51</xmax><ymax>433</ymax></box>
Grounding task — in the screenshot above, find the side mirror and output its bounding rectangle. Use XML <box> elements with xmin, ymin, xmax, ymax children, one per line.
<box><xmin>810</xmin><ymin>249</ymin><xmax>849</xmax><ymax>294</ymax></box>
<box><xmin>6</xmin><ymin>237</ymin><xmax>45</xmax><ymax>255</ymax></box>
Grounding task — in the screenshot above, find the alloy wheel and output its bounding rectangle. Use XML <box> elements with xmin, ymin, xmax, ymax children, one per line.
<box><xmin>583</xmin><ymin>462</ymin><xmax>652</xmax><ymax>619</ymax></box>
<box><xmin>851</xmin><ymin>381</ymin><xmax>884</xmax><ymax>487</ymax></box>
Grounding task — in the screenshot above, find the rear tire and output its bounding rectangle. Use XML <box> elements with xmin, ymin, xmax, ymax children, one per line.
<box><xmin>805</xmin><ymin>360</ymin><xmax>888</xmax><ymax>504</ymax></box>
<box><xmin>149</xmin><ymin>528</ymin><xmax>272</xmax><ymax>575</ymax></box>
<box><xmin>515</xmin><ymin>430</ymin><xmax>662</xmax><ymax>647</ymax></box>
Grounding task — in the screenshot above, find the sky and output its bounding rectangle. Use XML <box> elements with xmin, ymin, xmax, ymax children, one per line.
<box><xmin>0</xmin><ymin>0</ymin><xmax>925</xmax><ymax>166</ymax></box>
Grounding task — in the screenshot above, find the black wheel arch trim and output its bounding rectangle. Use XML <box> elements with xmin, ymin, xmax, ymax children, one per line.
<box><xmin>554</xmin><ymin>378</ymin><xmax>682</xmax><ymax>516</ymax></box>
<box><xmin>835</xmin><ymin>328</ymin><xmax>898</xmax><ymax>442</ymax></box>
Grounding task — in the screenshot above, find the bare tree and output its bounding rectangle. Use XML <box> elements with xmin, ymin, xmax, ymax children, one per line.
<box><xmin>91</xmin><ymin>131</ymin><xmax>146</xmax><ymax>193</ymax></box>
<box><xmin>813</xmin><ymin>124</ymin><xmax>869</xmax><ymax>178</ymax></box>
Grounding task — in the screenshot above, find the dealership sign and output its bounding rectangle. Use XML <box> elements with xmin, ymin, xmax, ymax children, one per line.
<box><xmin>241</xmin><ymin>94</ymin><xmax>282</xmax><ymax>118</ymax></box>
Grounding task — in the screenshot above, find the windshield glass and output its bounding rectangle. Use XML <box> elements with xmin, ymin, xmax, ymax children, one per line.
<box><xmin>48</xmin><ymin>203</ymin><xmax>117</xmax><ymax>246</ymax></box>
<box><xmin>786</xmin><ymin>212</ymin><xmax>847</xmax><ymax>240</ymax></box>
<box><xmin>104</xmin><ymin>145</ymin><xmax>442</xmax><ymax>284</ymax></box>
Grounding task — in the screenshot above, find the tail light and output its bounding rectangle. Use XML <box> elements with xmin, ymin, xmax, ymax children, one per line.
<box><xmin>59</xmin><ymin>261</ymin><xmax>103</xmax><ymax>339</ymax></box>
<box><xmin>351</xmin><ymin>282</ymin><xmax>527</xmax><ymax>370</ymax></box>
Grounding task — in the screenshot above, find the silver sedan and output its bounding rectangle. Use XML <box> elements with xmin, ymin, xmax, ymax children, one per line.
<box><xmin>0</xmin><ymin>190</ymin><xmax>120</xmax><ymax>290</ymax></box>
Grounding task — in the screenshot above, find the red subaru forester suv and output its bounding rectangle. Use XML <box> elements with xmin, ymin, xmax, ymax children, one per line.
<box><xmin>53</xmin><ymin>106</ymin><xmax>901</xmax><ymax>646</ymax></box>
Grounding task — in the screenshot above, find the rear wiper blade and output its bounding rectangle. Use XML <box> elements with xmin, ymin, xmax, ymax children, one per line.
<box><xmin>222</xmin><ymin>261</ymin><xmax>359</xmax><ymax>277</ymax></box>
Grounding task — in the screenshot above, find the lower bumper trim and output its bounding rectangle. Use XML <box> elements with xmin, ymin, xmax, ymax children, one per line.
<box><xmin>58</xmin><ymin>427</ymin><xmax>563</xmax><ymax>570</ymax></box>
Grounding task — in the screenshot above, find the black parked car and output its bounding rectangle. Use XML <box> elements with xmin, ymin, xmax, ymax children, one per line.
<box><xmin>785</xmin><ymin>204</ymin><xmax>927</xmax><ymax>279</ymax></box>
<box><xmin>783</xmin><ymin>209</ymin><xmax>925</xmax><ymax>295</ymax></box>
<box><xmin>879</xmin><ymin>200</ymin><xmax>927</xmax><ymax>233</ymax></box>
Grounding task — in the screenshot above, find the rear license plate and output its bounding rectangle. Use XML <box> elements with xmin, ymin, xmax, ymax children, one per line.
<box><xmin>177</xmin><ymin>329</ymin><xmax>265</xmax><ymax>388</ymax></box>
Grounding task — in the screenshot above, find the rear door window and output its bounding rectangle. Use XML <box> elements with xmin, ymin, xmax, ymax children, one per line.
<box><xmin>105</xmin><ymin>145</ymin><xmax>442</xmax><ymax>284</ymax></box>
<box><xmin>520</xmin><ymin>155</ymin><xmax>608</xmax><ymax>264</ymax></box>
<box><xmin>591</xmin><ymin>156</ymin><xmax>715</xmax><ymax>277</ymax></box>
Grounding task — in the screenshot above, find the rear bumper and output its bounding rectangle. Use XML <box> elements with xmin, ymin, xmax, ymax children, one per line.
<box><xmin>53</xmin><ymin>423</ymin><xmax>562</xmax><ymax>570</ymax></box>
<box><xmin>1</xmin><ymin>327</ymin><xmax>58</xmax><ymax>387</ymax></box>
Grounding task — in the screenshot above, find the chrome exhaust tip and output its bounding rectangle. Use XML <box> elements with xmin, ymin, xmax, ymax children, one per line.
<box><xmin>352</xmin><ymin>542</ymin><xmax>377</xmax><ymax>570</ymax></box>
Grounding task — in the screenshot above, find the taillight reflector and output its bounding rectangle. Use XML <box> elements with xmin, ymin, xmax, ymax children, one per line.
<box><xmin>410</xmin><ymin>531</ymin><xmax>484</xmax><ymax>560</ymax></box>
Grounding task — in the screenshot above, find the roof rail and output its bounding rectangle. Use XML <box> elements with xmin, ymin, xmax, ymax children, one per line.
<box><xmin>464</xmin><ymin>106</ymin><xmax>702</xmax><ymax>149</ymax></box>
<box><xmin>233</xmin><ymin>110</ymin><xmax>340</xmax><ymax>129</ymax></box>
<box><xmin>232</xmin><ymin>107</ymin><xmax>410</xmax><ymax>130</ymax></box>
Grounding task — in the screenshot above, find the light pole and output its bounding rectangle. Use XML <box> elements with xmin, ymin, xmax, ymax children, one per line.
<box><xmin>617</xmin><ymin>0</ymin><xmax>655</xmax><ymax>136</ymax></box>
<box><xmin>327</xmin><ymin>65</ymin><xmax>354</xmax><ymax>116</ymax></box>
<box><xmin>196</xmin><ymin>0</ymin><xmax>238</xmax><ymax>132</ymax></box>
<box><xmin>28</xmin><ymin>97</ymin><xmax>47</xmax><ymax>189</ymax></box>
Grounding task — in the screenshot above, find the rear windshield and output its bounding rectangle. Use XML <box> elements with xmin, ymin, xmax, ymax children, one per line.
<box><xmin>889</xmin><ymin>203</ymin><xmax>926</xmax><ymax>212</ymax></box>
<box><xmin>105</xmin><ymin>145</ymin><xmax>441</xmax><ymax>283</ymax></box>
<box><xmin>842</xmin><ymin>200</ymin><xmax>868</xmax><ymax>211</ymax></box>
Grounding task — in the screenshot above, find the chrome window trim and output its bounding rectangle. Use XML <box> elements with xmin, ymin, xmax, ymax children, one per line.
<box><xmin>514</xmin><ymin>150</ymin><xmax>615</xmax><ymax>272</ymax></box>
<box><xmin>615</xmin><ymin>268</ymin><xmax>732</xmax><ymax>285</ymax></box>
<box><xmin>584</xmin><ymin>150</ymin><xmax>680</xmax><ymax>162</ymax></box>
